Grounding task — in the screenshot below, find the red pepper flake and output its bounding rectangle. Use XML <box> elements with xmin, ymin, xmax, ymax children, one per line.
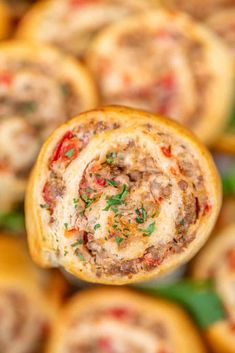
<box><xmin>96</xmin><ymin>176</ymin><xmax>106</xmax><ymax>187</ymax></box>
<box><xmin>155</xmin><ymin>30</ymin><xmax>172</xmax><ymax>40</ymax></box>
<box><xmin>159</xmin><ymin>73</ymin><xmax>175</xmax><ymax>91</ymax></box>
<box><xmin>98</xmin><ymin>337</ymin><xmax>112</xmax><ymax>352</ymax></box>
<box><xmin>161</xmin><ymin>146</ymin><xmax>172</xmax><ymax>158</ymax></box>
<box><xmin>226</xmin><ymin>249</ymin><xmax>235</xmax><ymax>270</ymax></box>
<box><xmin>107</xmin><ymin>307</ymin><xmax>130</xmax><ymax>320</ymax></box>
<box><xmin>0</xmin><ymin>72</ymin><xmax>12</xmax><ymax>86</ymax></box>
<box><xmin>42</xmin><ymin>182</ymin><xmax>54</xmax><ymax>210</ymax></box>
<box><xmin>203</xmin><ymin>203</ymin><xmax>212</xmax><ymax>215</ymax></box>
<box><xmin>143</xmin><ymin>253</ymin><xmax>161</xmax><ymax>267</ymax></box>
<box><xmin>50</xmin><ymin>131</ymin><xmax>78</xmax><ymax>166</ymax></box>
<box><xmin>69</xmin><ymin>0</ymin><xmax>96</xmax><ymax>8</ymax></box>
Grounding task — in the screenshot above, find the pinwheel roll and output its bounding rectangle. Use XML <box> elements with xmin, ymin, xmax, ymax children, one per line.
<box><xmin>192</xmin><ymin>224</ymin><xmax>235</xmax><ymax>353</ymax></box>
<box><xmin>0</xmin><ymin>40</ymin><xmax>97</xmax><ymax>212</ymax></box>
<box><xmin>163</xmin><ymin>0</ymin><xmax>235</xmax><ymax>19</ymax></box>
<box><xmin>16</xmin><ymin>0</ymin><xmax>157</xmax><ymax>58</ymax></box>
<box><xmin>206</xmin><ymin>7</ymin><xmax>235</xmax><ymax>61</ymax></box>
<box><xmin>46</xmin><ymin>287</ymin><xmax>206</xmax><ymax>353</ymax></box>
<box><xmin>0</xmin><ymin>1</ymin><xmax>10</xmax><ymax>39</ymax></box>
<box><xmin>86</xmin><ymin>10</ymin><xmax>234</xmax><ymax>145</ymax></box>
<box><xmin>26</xmin><ymin>106</ymin><xmax>221</xmax><ymax>285</ymax></box>
<box><xmin>0</xmin><ymin>234</ymin><xmax>67</xmax><ymax>353</ymax></box>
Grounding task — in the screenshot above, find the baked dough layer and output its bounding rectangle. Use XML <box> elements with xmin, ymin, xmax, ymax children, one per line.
<box><xmin>0</xmin><ymin>234</ymin><xmax>66</xmax><ymax>353</ymax></box>
<box><xmin>17</xmin><ymin>0</ymin><xmax>158</xmax><ymax>57</ymax></box>
<box><xmin>46</xmin><ymin>287</ymin><xmax>207</xmax><ymax>353</ymax></box>
<box><xmin>26</xmin><ymin>106</ymin><xmax>221</xmax><ymax>284</ymax></box>
<box><xmin>0</xmin><ymin>40</ymin><xmax>97</xmax><ymax>212</ymax></box>
<box><xmin>86</xmin><ymin>10</ymin><xmax>233</xmax><ymax>145</ymax></box>
<box><xmin>192</xmin><ymin>223</ymin><xmax>235</xmax><ymax>353</ymax></box>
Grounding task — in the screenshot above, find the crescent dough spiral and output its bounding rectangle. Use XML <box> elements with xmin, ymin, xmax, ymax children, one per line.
<box><xmin>0</xmin><ymin>234</ymin><xmax>67</xmax><ymax>353</ymax></box>
<box><xmin>16</xmin><ymin>0</ymin><xmax>157</xmax><ymax>58</ymax></box>
<box><xmin>26</xmin><ymin>106</ymin><xmax>221</xmax><ymax>285</ymax></box>
<box><xmin>163</xmin><ymin>0</ymin><xmax>235</xmax><ymax>19</ymax></box>
<box><xmin>0</xmin><ymin>40</ymin><xmax>97</xmax><ymax>212</ymax></box>
<box><xmin>191</xmin><ymin>223</ymin><xmax>235</xmax><ymax>353</ymax></box>
<box><xmin>86</xmin><ymin>10</ymin><xmax>234</xmax><ymax>145</ymax></box>
<box><xmin>46</xmin><ymin>287</ymin><xmax>206</xmax><ymax>353</ymax></box>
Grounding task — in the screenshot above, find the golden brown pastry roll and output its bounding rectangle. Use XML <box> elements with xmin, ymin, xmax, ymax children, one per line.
<box><xmin>86</xmin><ymin>10</ymin><xmax>234</xmax><ymax>145</ymax></box>
<box><xmin>0</xmin><ymin>40</ymin><xmax>97</xmax><ymax>212</ymax></box>
<box><xmin>164</xmin><ymin>0</ymin><xmax>235</xmax><ymax>20</ymax></box>
<box><xmin>46</xmin><ymin>287</ymin><xmax>206</xmax><ymax>353</ymax></box>
<box><xmin>26</xmin><ymin>106</ymin><xmax>221</xmax><ymax>285</ymax></box>
<box><xmin>0</xmin><ymin>233</ymin><xmax>67</xmax><ymax>353</ymax></box>
<box><xmin>16</xmin><ymin>0</ymin><xmax>157</xmax><ymax>58</ymax></box>
<box><xmin>0</xmin><ymin>1</ymin><xmax>10</xmax><ymax>39</ymax></box>
<box><xmin>192</xmin><ymin>223</ymin><xmax>235</xmax><ymax>353</ymax></box>
<box><xmin>206</xmin><ymin>7</ymin><xmax>235</xmax><ymax>61</ymax></box>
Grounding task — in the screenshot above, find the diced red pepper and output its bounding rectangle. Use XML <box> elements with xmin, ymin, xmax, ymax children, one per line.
<box><xmin>98</xmin><ymin>337</ymin><xmax>112</xmax><ymax>352</ymax></box>
<box><xmin>203</xmin><ymin>203</ymin><xmax>212</xmax><ymax>215</ymax></box>
<box><xmin>107</xmin><ymin>307</ymin><xmax>130</xmax><ymax>320</ymax></box>
<box><xmin>0</xmin><ymin>72</ymin><xmax>12</xmax><ymax>86</ymax></box>
<box><xmin>42</xmin><ymin>182</ymin><xmax>54</xmax><ymax>210</ymax></box>
<box><xmin>159</xmin><ymin>73</ymin><xmax>175</xmax><ymax>91</ymax></box>
<box><xmin>161</xmin><ymin>146</ymin><xmax>172</xmax><ymax>158</ymax></box>
<box><xmin>50</xmin><ymin>131</ymin><xmax>78</xmax><ymax>166</ymax></box>
<box><xmin>96</xmin><ymin>176</ymin><xmax>106</xmax><ymax>187</ymax></box>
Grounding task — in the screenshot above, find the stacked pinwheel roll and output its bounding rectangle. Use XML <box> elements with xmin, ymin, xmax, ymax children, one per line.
<box><xmin>0</xmin><ymin>41</ymin><xmax>97</xmax><ymax>213</ymax></box>
<box><xmin>26</xmin><ymin>106</ymin><xmax>221</xmax><ymax>284</ymax></box>
<box><xmin>86</xmin><ymin>10</ymin><xmax>233</xmax><ymax>145</ymax></box>
<box><xmin>46</xmin><ymin>287</ymin><xmax>206</xmax><ymax>353</ymax></box>
<box><xmin>192</xmin><ymin>223</ymin><xmax>235</xmax><ymax>353</ymax></box>
<box><xmin>0</xmin><ymin>234</ymin><xmax>66</xmax><ymax>353</ymax></box>
<box><xmin>17</xmin><ymin>0</ymin><xmax>157</xmax><ymax>58</ymax></box>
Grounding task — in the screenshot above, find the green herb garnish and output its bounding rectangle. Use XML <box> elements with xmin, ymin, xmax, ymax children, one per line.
<box><xmin>135</xmin><ymin>206</ymin><xmax>147</xmax><ymax>224</ymax></box>
<box><xmin>65</xmin><ymin>148</ymin><xmax>74</xmax><ymax>158</ymax></box>
<box><xmin>107</xmin><ymin>179</ymin><xmax>118</xmax><ymax>187</ymax></box>
<box><xmin>106</xmin><ymin>152</ymin><xmax>117</xmax><ymax>165</ymax></box>
<box><xmin>64</xmin><ymin>223</ymin><xmax>68</xmax><ymax>229</ymax></box>
<box><xmin>40</xmin><ymin>203</ymin><xmax>49</xmax><ymax>209</ymax></box>
<box><xmin>140</xmin><ymin>221</ymin><xmax>155</xmax><ymax>237</ymax></box>
<box><xmin>75</xmin><ymin>251</ymin><xmax>85</xmax><ymax>261</ymax></box>
<box><xmin>94</xmin><ymin>223</ymin><xmax>101</xmax><ymax>230</ymax></box>
<box><xmin>103</xmin><ymin>184</ymin><xmax>128</xmax><ymax>211</ymax></box>
<box><xmin>115</xmin><ymin>236</ymin><xmax>124</xmax><ymax>245</ymax></box>
<box><xmin>71</xmin><ymin>239</ymin><xmax>83</xmax><ymax>247</ymax></box>
<box><xmin>81</xmin><ymin>194</ymin><xmax>94</xmax><ymax>207</ymax></box>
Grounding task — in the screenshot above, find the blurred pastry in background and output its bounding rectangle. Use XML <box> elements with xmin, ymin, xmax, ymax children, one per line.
<box><xmin>0</xmin><ymin>0</ymin><xmax>11</xmax><ymax>39</ymax></box>
<box><xmin>163</xmin><ymin>0</ymin><xmax>235</xmax><ymax>20</ymax></box>
<box><xmin>192</xmin><ymin>223</ymin><xmax>235</xmax><ymax>353</ymax></box>
<box><xmin>46</xmin><ymin>287</ymin><xmax>206</xmax><ymax>353</ymax></box>
<box><xmin>6</xmin><ymin>0</ymin><xmax>36</xmax><ymax>24</ymax></box>
<box><xmin>0</xmin><ymin>233</ymin><xmax>67</xmax><ymax>353</ymax></box>
<box><xmin>16</xmin><ymin>0</ymin><xmax>158</xmax><ymax>58</ymax></box>
<box><xmin>86</xmin><ymin>10</ymin><xmax>234</xmax><ymax>145</ymax></box>
<box><xmin>26</xmin><ymin>106</ymin><xmax>221</xmax><ymax>284</ymax></box>
<box><xmin>0</xmin><ymin>40</ymin><xmax>98</xmax><ymax>213</ymax></box>
<box><xmin>206</xmin><ymin>7</ymin><xmax>235</xmax><ymax>61</ymax></box>
<box><xmin>216</xmin><ymin>197</ymin><xmax>235</xmax><ymax>230</ymax></box>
